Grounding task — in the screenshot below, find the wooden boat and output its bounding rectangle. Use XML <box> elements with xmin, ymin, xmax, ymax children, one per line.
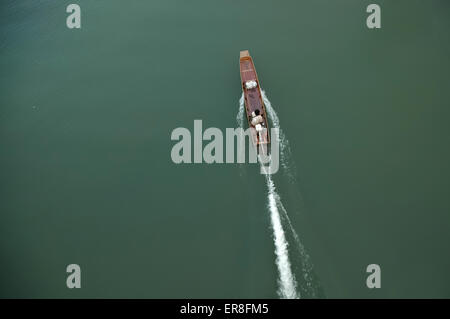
<box><xmin>239</xmin><ymin>50</ymin><xmax>270</xmax><ymax>147</ymax></box>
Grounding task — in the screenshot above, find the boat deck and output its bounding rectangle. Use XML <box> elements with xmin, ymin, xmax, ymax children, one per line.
<box><xmin>239</xmin><ymin>52</ymin><xmax>270</xmax><ymax>145</ymax></box>
<box><xmin>240</xmin><ymin>59</ymin><xmax>264</xmax><ymax>115</ymax></box>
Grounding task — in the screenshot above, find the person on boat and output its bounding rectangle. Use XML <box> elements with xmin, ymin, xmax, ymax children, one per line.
<box><xmin>251</xmin><ymin>109</ymin><xmax>265</xmax><ymax>136</ymax></box>
<box><xmin>251</xmin><ymin>109</ymin><xmax>264</xmax><ymax>126</ymax></box>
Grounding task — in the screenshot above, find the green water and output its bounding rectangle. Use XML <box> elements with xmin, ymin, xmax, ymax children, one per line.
<box><xmin>1</xmin><ymin>0</ymin><xmax>449</xmax><ymax>298</ymax></box>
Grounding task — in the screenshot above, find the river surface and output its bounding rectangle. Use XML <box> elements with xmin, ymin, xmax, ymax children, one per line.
<box><xmin>1</xmin><ymin>0</ymin><xmax>449</xmax><ymax>298</ymax></box>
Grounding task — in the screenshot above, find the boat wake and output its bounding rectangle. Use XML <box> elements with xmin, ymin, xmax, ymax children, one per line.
<box><xmin>237</xmin><ymin>91</ymin><xmax>320</xmax><ymax>299</ymax></box>
<box><xmin>261</xmin><ymin>90</ymin><xmax>320</xmax><ymax>297</ymax></box>
<box><xmin>236</xmin><ymin>93</ymin><xmax>246</xmax><ymax>128</ymax></box>
<box><xmin>264</xmin><ymin>171</ymin><xmax>300</xmax><ymax>299</ymax></box>
<box><xmin>261</xmin><ymin>90</ymin><xmax>297</xmax><ymax>183</ymax></box>
<box><xmin>268</xmin><ymin>177</ymin><xmax>318</xmax><ymax>298</ymax></box>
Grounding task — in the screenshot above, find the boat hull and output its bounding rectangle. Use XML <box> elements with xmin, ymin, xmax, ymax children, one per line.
<box><xmin>239</xmin><ymin>50</ymin><xmax>270</xmax><ymax>146</ymax></box>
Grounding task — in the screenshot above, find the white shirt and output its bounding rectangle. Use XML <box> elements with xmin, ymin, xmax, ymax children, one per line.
<box><xmin>251</xmin><ymin>115</ymin><xmax>264</xmax><ymax>126</ymax></box>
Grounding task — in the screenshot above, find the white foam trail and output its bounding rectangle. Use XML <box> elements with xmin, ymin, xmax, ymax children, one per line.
<box><xmin>236</xmin><ymin>94</ymin><xmax>246</xmax><ymax>175</ymax></box>
<box><xmin>265</xmin><ymin>172</ymin><xmax>300</xmax><ymax>299</ymax></box>
<box><xmin>236</xmin><ymin>93</ymin><xmax>245</xmax><ymax>128</ymax></box>
<box><xmin>261</xmin><ymin>90</ymin><xmax>319</xmax><ymax>297</ymax></box>
<box><xmin>274</xmin><ymin>192</ymin><xmax>317</xmax><ymax>297</ymax></box>
<box><xmin>261</xmin><ymin>90</ymin><xmax>297</xmax><ymax>182</ymax></box>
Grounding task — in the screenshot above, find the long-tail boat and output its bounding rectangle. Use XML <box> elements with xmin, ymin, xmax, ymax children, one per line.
<box><xmin>239</xmin><ymin>50</ymin><xmax>270</xmax><ymax>147</ymax></box>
